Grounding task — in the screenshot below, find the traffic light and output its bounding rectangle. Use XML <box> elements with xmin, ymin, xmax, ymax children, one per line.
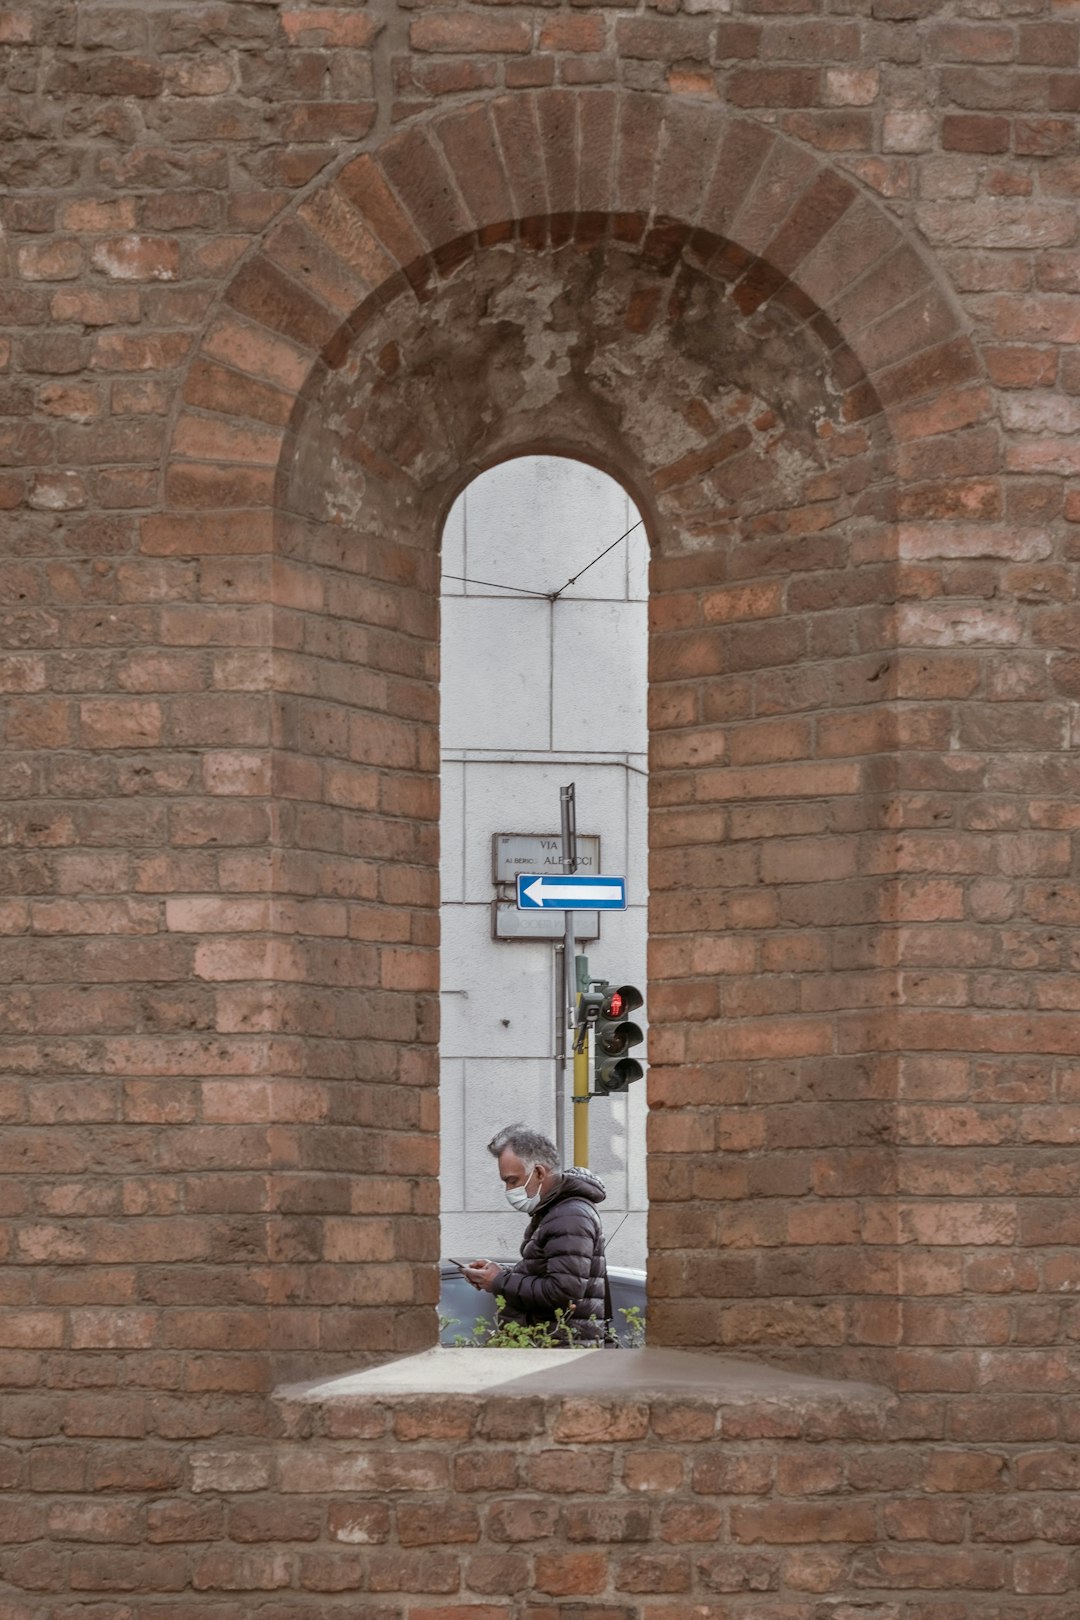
<box><xmin>573</xmin><ymin>987</ymin><xmax>606</xmax><ymax>1055</ymax></box>
<box><xmin>592</xmin><ymin>983</ymin><xmax>643</xmax><ymax>1094</ymax></box>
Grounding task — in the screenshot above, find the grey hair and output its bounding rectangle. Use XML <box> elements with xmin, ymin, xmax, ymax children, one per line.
<box><xmin>487</xmin><ymin>1123</ymin><xmax>560</xmax><ymax>1170</ymax></box>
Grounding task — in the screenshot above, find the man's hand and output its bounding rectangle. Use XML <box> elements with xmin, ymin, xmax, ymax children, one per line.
<box><xmin>462</xmin><ymin>1260</ymin><xmax>501</xmax><ymax>1293</ymax></box>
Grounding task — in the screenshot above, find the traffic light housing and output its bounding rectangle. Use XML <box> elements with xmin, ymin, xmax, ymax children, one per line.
<box><xmin>592</xmin><ymin>983</ymin><xmax>643</xmax><ymax>1094</ymax></box>
<box><xmin>573</xmin><ymin>987</ymin><xmax>606</xmax><ymax>1055</ymax></box>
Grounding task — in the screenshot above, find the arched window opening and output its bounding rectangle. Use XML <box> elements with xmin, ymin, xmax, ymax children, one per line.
<box><xmin>438</xmin><ymin>455</ymin><xmax>649</xmax><ymax>1313</ymax></box>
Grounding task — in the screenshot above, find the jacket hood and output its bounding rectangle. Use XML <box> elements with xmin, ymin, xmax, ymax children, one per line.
<box><xmin>540</xmin><ymin>1166</ymin><xmax>607</xmax><ymax>1209</ymax></box>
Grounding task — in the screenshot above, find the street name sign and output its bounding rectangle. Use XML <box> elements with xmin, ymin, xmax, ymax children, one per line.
<box><xmin>493</xmin><ymin>833</ymin><xmax>600</xmax><ymax>883</ymax></box>
<box><xmin>517</xmin><ymin>874</ymin><xmax>627</xmax><ymax>911</ymax></box>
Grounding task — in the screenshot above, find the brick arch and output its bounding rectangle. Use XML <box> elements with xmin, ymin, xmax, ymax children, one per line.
<box><xmin>167</xmin><ymin>89</ymin><xmax>992</xmax><ymax>506</ymax></box>
<box><xmin>158</xmin><ymin>92</ymin><xmax>997</xmax><ymax>1380</ymax></box>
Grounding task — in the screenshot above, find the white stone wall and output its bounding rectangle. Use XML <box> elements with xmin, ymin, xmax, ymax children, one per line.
<box><xmin>440</xmin><ymin>456</ymin><xmax>648</xmax><ymax>1270</ymax></box>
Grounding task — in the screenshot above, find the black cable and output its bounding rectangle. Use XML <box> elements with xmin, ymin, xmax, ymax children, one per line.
<box><xmin>443</xmin><ymin>518</ymin><xmax>644</xmax><ymax>602</ymax></box>
<box><xmin>441</xmin><ymin>573</ymin><xmax>550</xmax><ymax>599</ymax></box>
<box><xmin>548</xmin><ymin>519</ymin><xmax>643</xmax><ymax>601</ymax></box>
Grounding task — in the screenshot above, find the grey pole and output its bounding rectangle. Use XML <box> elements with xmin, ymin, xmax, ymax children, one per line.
<box><xmin>558</xmin><ymin>783</ymin><xmax>578</xmax><ymax>1165</ymax></box>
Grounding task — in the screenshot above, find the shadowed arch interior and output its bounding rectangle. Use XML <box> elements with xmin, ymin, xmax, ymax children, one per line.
<box><xmin>270</xmin><ymin>221</ymin><xmax>904</xmax><ymax>1379</ymax></box>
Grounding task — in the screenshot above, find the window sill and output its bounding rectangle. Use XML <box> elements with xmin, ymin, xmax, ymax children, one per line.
<box><xmin>276</xmin><ymin>1346</ymin><xmax>893</xmax><ymax>1440</ymax></box>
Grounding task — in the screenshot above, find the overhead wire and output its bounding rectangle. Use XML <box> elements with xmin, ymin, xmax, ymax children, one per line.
<box><xmin>439</xmin><ymin>573</ymin><xmax>550</xmax><ymax>599</ymax></box>
<box><xmin>548</xmin><ymin>518</ymin><xmax>643</xmax><ymax>601</ymax></box>
<box><xmin>442</xmin><ymin>517</ymin><xmax>644</xmax><ymax>602</ymax></box>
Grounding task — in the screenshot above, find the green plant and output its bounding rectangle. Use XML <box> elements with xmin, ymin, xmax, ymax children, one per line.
<box><xmin>446</xmin><ymin>1299</ymin><xmax>602</xmax><ymax>1349</ymax></box>
<box><xmin>471</xmin><ymin>1299</ymin><xmax>576</xmax><ymax>1348</ymax></box>
<box><xmin>618</xmin><ymin>1304</ymin><xmax>646</xmax><ymax>1347</ymax></box>
<box><xmin>443</xmin><ymin>1298</ymin><xmax>645</xmax><ymax>1350</ymax></box>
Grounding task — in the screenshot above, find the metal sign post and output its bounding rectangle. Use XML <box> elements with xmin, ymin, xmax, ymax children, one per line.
<box><xmin>509</xmin><ymin>787</ymin><xmax>631</xmax><ymax>1163</ymax></box>
<box><xmin>573</xmin><ymin>952</ymin><xmax>591</xmax><ymax>1169</ymax></box>
<box><xmin>556</xmin><ymin>784</ymin><xmax>577</xmax><ymax>1166</ymax></box>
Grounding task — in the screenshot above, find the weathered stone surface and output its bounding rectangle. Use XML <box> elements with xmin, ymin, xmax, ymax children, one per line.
<box><xmin>0</xmin><ymin>10</ymin><xmax>1077</xmax><ymax>1616</ymax></box>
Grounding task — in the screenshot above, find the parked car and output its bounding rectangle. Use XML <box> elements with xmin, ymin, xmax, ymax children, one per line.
<box><xmin>439</xmin><ymin>1260</ymin><xmax>646</xmax><ymax>1346</ymax></box>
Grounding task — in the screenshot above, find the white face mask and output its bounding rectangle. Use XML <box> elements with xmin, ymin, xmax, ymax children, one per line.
<box><xmin>505</xmin><ymin>1164</ymin><xmax>542</xmax><ymax>1214</ymax></box>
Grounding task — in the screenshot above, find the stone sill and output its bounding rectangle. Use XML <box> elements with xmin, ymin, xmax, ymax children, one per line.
<box><xmin>276</xmin><ymin>1347</ymin><xmax>893</xmax><ymax>1441</ymax></box>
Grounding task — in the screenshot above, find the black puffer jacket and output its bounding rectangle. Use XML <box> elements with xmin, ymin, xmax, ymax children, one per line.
<box><xmin>494</xmin><ymin>1168</ymin><xmax>609</xmax><ymax>1344</ymax></box>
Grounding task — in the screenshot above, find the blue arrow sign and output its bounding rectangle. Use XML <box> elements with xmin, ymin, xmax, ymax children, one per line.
<box><xmin>516</xmin><ymin>873</ymin><xmax>626</xmax><ymax>911</ymax></box>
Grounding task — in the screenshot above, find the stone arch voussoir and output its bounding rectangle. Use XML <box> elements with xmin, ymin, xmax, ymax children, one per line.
<box><xmin>164</xmin><ymin>89</ymin><xmax>996</xmax><ymax>503</ymax></box>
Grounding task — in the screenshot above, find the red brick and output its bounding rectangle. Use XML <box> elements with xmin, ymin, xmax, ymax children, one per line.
<box><xmin>201</xmin><ymin>313</ymin><xmax>311</xmax><ymax>391</ymax></box>
<box><xmin>615</xmin><ymin>1550</ymin><xmax>692</xmax><ymax>1592</ymax></box>
<box><xmin>379</xmin><ymin>126</ymin><xmax>472</xmax><ymax>251</ymax></box>
<box><xmin>281</xmin><ymin>9</ymin><xmax>380</xmax><ymax>47</ymax></box>
<box><xmin>729</xmin><ymin>68</ymin><xmax>822</xmax><ymax>108</ymax></box>
<box><xmin>225</xmin><ymin>256</ymin><xmax>337</xmax><ymax>351</ymax></box>
<box><xmin>411</xmin><ymin>14</ymin><xmax>531</xmax><ymax>54</ymax></box>
<box><xmin>296</xmin><ymin>192</ymin><xmax>396</xmax><ymax>309</ymax></box>
<box><xmin>90</xmin><ymin>331</ymin><xmax>192</xmax><ymax>372</ymax></box>
<box><xmin>337</xmin><ymin>153</ymin><xmax>427</xmax><ymax>267</ymax></box>
<box><xmin>413</xmin><ymin>1609</ymin><xmax>506</xmax><ymax>1620</ymax></box>
<box><xmin>985</xmin><ymin>345</ymin><xmax>1058</xmax><ymax>388</ymax></box>
<box><xmin>942</xmin><ymin>115</ymin><xmax>1011</xmax><ymax>153</ymax></box>
<box><xmin>1018</xmin><ymin>22</ymin><xmax>1080</xmax><ymax>66</ymax></box>
<box><xmin>1016</xmin><ymin>116</ymin><xmax>1074</xmax><ymax>155</ymax></box>
<box><xmin>505</xmin><ymin>55</ymin><xmax>555</xmax><ymax>91</ymax></box>
<box><xmin>182</xmin><ymin>356</ymin><xmax>294</xmax><ymax>427</ymax></box>
<box><xmin>658</xmin><ymin>1502</ymin><xmax>723</xmax><ymax>1543</ymax></box>
<box><xmin>18</xmin><ymin>240</ymin><xmax>83</xmax><ymax>281</ymax></box>
<box><xmin>147</xmin><ymin>1497</ymin><xmax>225</xmax><ymax>1543</ymax></box>
<box><xmin>369</xmin><ymin>1548</ymin><xmax>462</xmax><ymax>1593</ymax></box>
<box><xmin>532</xmin><ymin>1551</ymin><xmax>608</xmax><ymax>1596</ymax></box>
<box><xmin>193</xmin><ymin>1547</ymin><xmax>291</xmax><ymax>1590</ymax></box>
<box><xmin>532</xmin><ymin>1449</ymin><xmax>614</xmax><ymax>1495</ymax></box>
<box><xmin>853</xmin><ymin>1544</ymin><xmax>1006</xmax><ymax>1590</ymax></box>
<box><xmin>540</xmin><ymin>15</ymin><xmax>604</xmax><ymax>52</ymax></box>
<box><xmin>731</xmin><ymin>1490</ymin><xmax>880</xmax><ymax>1542</ymax></box>
<box><xmin>89</xmin><ymin>236</ymin><xmax>180</xmax><ymax>282</ymax></box>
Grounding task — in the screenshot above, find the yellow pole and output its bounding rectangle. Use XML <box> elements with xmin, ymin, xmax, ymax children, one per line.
<box><xmin>572</xmin><ymin>992</ymin><xmax>590</xmax><ymax>1168</ymax></box>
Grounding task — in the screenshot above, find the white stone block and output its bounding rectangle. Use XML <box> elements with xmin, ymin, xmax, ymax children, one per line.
<box><xmin>441</xmin><ymin>597</ymin><xmax>550</xmax><ymax>751</ymax></box>
<box><xmin>625</xmin><ymin>1085</ymin><xmax>649</xmax><ymax>1214</ymax></box>
<box><xmin>551</xmin><ymin>598</ymin><xmax>648</xmax><ymax>754</ymax></box>
<box><xmin>626</xmin><ymin>765</ymin><xmax>649</xmax><ymax>895</ymax></box>
<box><xmin>439</xmin><ymin>1058</ymin><xmax>465</xmax><ymax>1207</ymax></box>
<box><xmin>603</xmin><ymin>1211</ymin><xmax>647</xmax><ymax>1271</ymax></box>
<box><xmin>462</xmin><ymin>455</ymin><xmax>639</xmax><ymax>603</ymax></box>
<box><xmin>461</xmin><ymin>1057</ymin><xmax>556</xmax><ymax>1208</ymax></box>
<box><xmin>584</xmin><ymin>1096</ymin><xmax>630</xmax><ymax>1208</ymax></box>
<box><xmin>585</xmin><ymin>904</ymin><xmax>648</xmax><ymax>991</ymax></box>
<box><xmin>439</xmin><ymin>757</ymin><xmax>465</xmax><ymax>904</ymax></box>
<box><xmin>627</xmin><ymin>519</ymin><xmax>649</xmax><ymax>603</ymax></box>
<box><xmin>440</xmin><ymin>905</ymin><xmax>554</xmax><ymax>1061</ymax></box>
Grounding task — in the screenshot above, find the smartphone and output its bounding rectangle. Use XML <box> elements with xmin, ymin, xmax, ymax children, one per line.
<box><xmin>449</xmin><ymin>1259</ymin><xmax>474</xmax><ymax>1271</ymax></box>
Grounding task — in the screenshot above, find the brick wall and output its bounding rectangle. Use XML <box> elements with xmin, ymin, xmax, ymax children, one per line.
<box><xmin>2</xmin><ymin>0</ymin><xmax>1080</xmax><ymax>1612</ymax></box>
<box><xmin>11</xmin><ymin>1369</ymin><xmax>1072</xmax><ymax>1614</ymax></box>
<box><xmin>265</xmin><ymin>1375</ymin><xmax>1079</xmax><ymax>1614</ymax></box>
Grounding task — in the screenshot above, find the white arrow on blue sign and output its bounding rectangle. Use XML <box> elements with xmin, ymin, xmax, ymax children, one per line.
<box><xmin>516</xmin><ymin>873</ymin><xmax>627</xmax><ymax>911</ymax></box>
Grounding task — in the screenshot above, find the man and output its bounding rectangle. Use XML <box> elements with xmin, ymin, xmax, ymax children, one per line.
<box><xmin>462</xmin><ymin>1123</ymin><xmax>610</xmax><ymax>1344</ymax></box>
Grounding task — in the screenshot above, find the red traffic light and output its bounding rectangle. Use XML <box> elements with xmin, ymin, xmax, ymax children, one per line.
<box><xmin>601</xmin><ymin>984</ymin><xmax>642</xmax><ymax>1021</ymax></box>
<box><xmin>593</xmin><ymin>982</ymin><xmax>644</xmax><ymax>1094</ymax></box>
